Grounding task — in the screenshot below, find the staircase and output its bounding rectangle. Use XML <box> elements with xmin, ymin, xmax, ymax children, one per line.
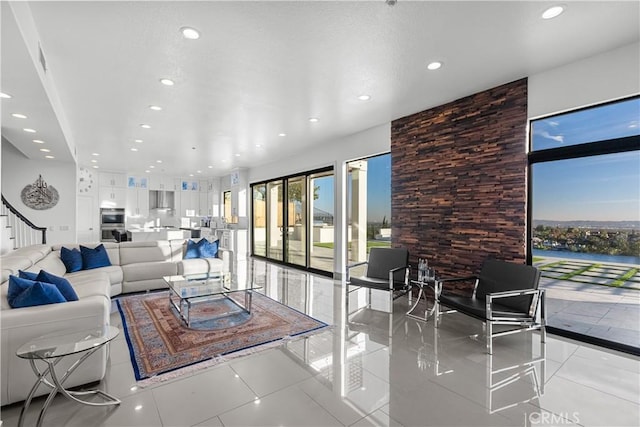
<box><xmin>1</xmin><ymin>195</ymin><xmax>47</xmax><ymax>255</ymax></box>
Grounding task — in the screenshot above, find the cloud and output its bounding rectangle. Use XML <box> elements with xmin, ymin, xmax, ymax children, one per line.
<box><xmin>537</xmin><ymin>130</ymin><xmax>564</xmax><ymax>143</ymax></box>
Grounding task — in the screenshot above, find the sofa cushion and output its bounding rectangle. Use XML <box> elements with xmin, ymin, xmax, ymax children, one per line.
<box><xmin>32</xmin><ymin>252</ymin><xmax>67</xmax><ymax>277</ymax></box>
<box><xmin>65</xmin><ymin>272</ymin><xmax>111</xmax><ymax>299</ymax></box>
<box><xmin>80</xmin><ymin>244</ymin><xmax>112</xmax><ymax>270</ymax></box>
<box><xmin>7</xmin><ymin>276</ymin><xmax>67</xmax><ymax>308</ymax></box>
<box><xmin>18</xmin><ymin>270</ymin><xmax>38</xmax><ymax>281</ymax></box>
<box><xmin>177</xmin><ymin>257</ymin><xmax>224</xmax><ymax>276</ymax></box>
<box><xmin>119</xmin><ymin>241</ymin><xmax>172</xmax><ymax>264</ymax></box>
<box><xmin>61</xmin><ymin>247</ymin><xmax>83</xmax><ymax>273</ymax></box>
<box><xmin>122</xmin><ymin>261</ymin><xmax>177</xmax><ymax>283</ymax></box>
<box><xmin>36</xmin><ymin>270</ymin><xmax>79</xmax><ymax>302</ymax></box>
<box><xmin>65</xmin><ymin>266</ymin><xmax>123</xmax><ymax>289</ymax></box>
<box><xmin>184</xmin><ymin>239</ymin><xmax>199</xmax><ymax>259</ymax></box>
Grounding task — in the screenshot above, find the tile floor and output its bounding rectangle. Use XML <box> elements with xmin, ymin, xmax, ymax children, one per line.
<box><xmin>1</xmin><ymin>258</ymin><xmax>639</xmax><ymax>427</ymax></box>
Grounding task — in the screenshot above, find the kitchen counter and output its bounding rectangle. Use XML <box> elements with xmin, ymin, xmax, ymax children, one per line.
<box><xmin>128</xmin><ymin>228</ymin><xmax>190</xmax><ymax>242</ymax></box>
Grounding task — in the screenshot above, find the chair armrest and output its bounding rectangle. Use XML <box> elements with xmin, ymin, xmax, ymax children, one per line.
<box><xmin>389</xmin><ymin>266</ymin><xmax>407</xmax><ymax>273</ymax></box>
<box><xmin>347</xmin><ymin>261</ymin><xmax>368</xmax><ymax>270</ymax></box>
<box><xmin>486</xmin><ymin>289</ymin><xmax>540</xmax><ymax>300</ymax></box>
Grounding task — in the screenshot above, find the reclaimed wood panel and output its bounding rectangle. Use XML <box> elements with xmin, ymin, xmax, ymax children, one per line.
<box><xmin>391</xmin><ymin>79</ymin><xmax>528</xmax><ymax>293</ymax></box>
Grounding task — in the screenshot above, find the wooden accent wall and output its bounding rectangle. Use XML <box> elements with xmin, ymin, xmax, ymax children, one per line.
<box><xmin>391</xmin><ymin>78</ymin><xmax>528</xmax><ymax>291</ymax></box>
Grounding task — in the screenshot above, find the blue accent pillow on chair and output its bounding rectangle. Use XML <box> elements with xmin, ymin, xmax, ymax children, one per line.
<box><xmin>7</xmin><ymin>275</ymin><xmax>67</xmax><ymax>308</ymax></box>
<box><xmin>184</xmin><ymin>239</ymin><xmax>199</xmax><ymax>259</ymax></box>
<box><xmin>198</xmin><ymin>239</ymin><xmax>219</xmax><ymax>258</ymax></box>
<box><xmin>80</xmin><ymin>244</ymin><xmax>112</xmax><ymax>270</ymax></box>
<box><xmin>36</xmin><ymin>270</ymin><xmax>79</xmax><ymax>302</ymax></box>
<box><xmin>18</xmin><ymin>270</ymin><xmax>39</xmax><ymax>281</ymax></box>
<box><xmin>60</xmin><ymin>247</ymin><xmax>83</xmax><ymax>273</ymax></box>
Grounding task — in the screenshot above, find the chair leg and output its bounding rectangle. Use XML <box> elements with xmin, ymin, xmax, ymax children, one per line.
<box><xmin>486</xmin><ymin>321</ymin><xmax>493</xmax><ymax>354</ymax></box>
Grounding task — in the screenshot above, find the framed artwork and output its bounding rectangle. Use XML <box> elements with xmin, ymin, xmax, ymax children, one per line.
<box><xmin>21</xmin><ymin>174</ymin><xmax>59</xmax><ymax>210</ymax></box>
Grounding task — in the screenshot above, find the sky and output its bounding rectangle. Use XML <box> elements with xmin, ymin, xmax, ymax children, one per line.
<box><xmin>532</xmin><ymin>97</ymin><xmax>640</xmax><ymax>222</ymax></box>
<box><xmin>313</xmin><ymin>153</ymin><xmax>391</xmax><ymax>223</ymax></box>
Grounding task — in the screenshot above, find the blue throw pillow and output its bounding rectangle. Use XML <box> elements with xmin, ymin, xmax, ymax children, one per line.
<box><xmin>36</xmin><ymin>270</ymin><xmax>79</xmax><ymax>302</ymax></box>
<box><xmin>60</xmin><ymin>247</ymin><xmax>83</xmax><ymax>273</ymax></box>
<box><xmin>184</xmin><ymin>239</ymin><xmax>199</xmax><ymax>259</ymax></box>
<box><xmin>7</xmin><ymin>276</ymin><xmax>67</xmax><ymax>308</ymax></box>
<box><xmin>198</xmin><ymin>239</ymin><xmax>218</xmax><ymax>258</ymax></box>
<box><xmin>18</xmin><ymin>270</ymin><xmax>39</xmax><ymax>281</ymax></box>
<box><xmin>80</xmin><ymin>244</ymin><xmax>111</xmax><ymax>270</ymax></box>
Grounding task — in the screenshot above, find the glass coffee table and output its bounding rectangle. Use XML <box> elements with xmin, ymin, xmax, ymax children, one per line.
<box><xmin>164</xmin><ymin>273</ymin><xmax>261</xmax><ymax>327</ymax></box>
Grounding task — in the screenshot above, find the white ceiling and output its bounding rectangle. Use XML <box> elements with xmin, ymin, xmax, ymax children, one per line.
<box><xmin>1</xmin><ymin>1</ymin><xmax>639</xmax><ymax>178</ymax></box>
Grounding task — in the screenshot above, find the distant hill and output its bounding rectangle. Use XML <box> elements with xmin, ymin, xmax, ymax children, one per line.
<box><xmin>533</xmin><ymin>220</ymin><xmax>640</xmax><ymax>230</ymax></box>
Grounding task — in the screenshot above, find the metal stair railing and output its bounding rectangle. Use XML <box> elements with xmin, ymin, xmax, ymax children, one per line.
<box><xmin>1</xmin><ymin>194</ymin><xmax>47</xmax><ymax>251</ymax></box>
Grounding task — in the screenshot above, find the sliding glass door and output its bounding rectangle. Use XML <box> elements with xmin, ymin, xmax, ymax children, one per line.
<box><xmin>252</xmin><ymin>168</ymin><xmax>334</xmax><ymax>274</ymax></box>
<box><xmin>266</xmin><ymin>180</ymin><xmax>283</xmax><ymax>261</ymax></box>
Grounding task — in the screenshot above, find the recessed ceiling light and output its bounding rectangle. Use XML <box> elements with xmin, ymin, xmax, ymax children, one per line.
<box><xmin>357</xmin><ymin>95</ymin><xmax>371</xmax><ymax>101</ymax></box>
<box><xmin>156</xmin><ymin>160</ymin><xmax>162</xmax><ymax>163</ymax></box>
<box><xmin>92</xmin><ymin>152</ymin><xmax>99</xmax><ymax>156</ymax></box>
<box><xmin>39</xmin><ymin>148</ymin><xmax>50</xmax><ymax>152</ymax></box>
<box><xmin>91</xmin><ymin>159</ymin><xmax>98</xmax><ymax>163</ymax></box>
<box><xmin>542</xmin><ymin>5</ymin><xmax>564</xmax><ymax>19</ymax></box>
<box><xmin>93</xmin><ymin>165</ymin><xmax>99</xmax><ymax>169</ymax></box>
<box><xmin>45</xmin><ymin>155</ymin><xmax>55</xmax><ymax>159</ymax></box>
<box><xmin>149</xmin><ymin>165</ymin><xmax>155</xmax><ymax>169</ymax></box>
<box><xmin>308</xmin><ymin>117</ymin><xmax>319</xmax><ymax>123</ymax></box>
<box><xmin>180</xmin><ymin>26</ymin><xmax>200</xmax><ymax>40</ymax></box>
<box><xmin>427</xmin><ymin>61</ymin><xmax>443</xmax><ymax>70</ymax></box>
<box><xmin>0</xmin><ymin>92</ymin><xmax>12</xmax><ymax>99</ymax></box>
<box><xmin>278</xmin><ymin>133</ymin><xmax>287</xmax><ymax>137</ymax></box>
<box><xmin>197</xmin><ymin>170</ymin><xmax>202</xmax><ymax>174</ymax></box>
<box><xmin>208</xmin><ymin>165</ymin><xmax>213</xmax><ymax>169</ymax></box>
<box><xmin>23</xmin><ymin>128</ymin><xmax>36</xmax><ymax>133</ymax></box>
<box><xmin>149</xmin><ymin>105</ymin><xmax>162</xmax><ymax>111</ymax></box>
<box><xmin>145</xmin><ymin>170</ymin><xmax>150</xmax><ymax>173</ymax></box>
<box><xmin>160</xmin><ymin>78</ymin><xmax>174</xmax><ymax>86</ymax></box>
<box><xmin>131</xmin><ymin>147</ymin><xmax>139</xmax><ymax>152</ymax></box>
<box><xmin>12</xmin><ymin>113</ymin><xmax>27</xmax><ymax>119</ymax></box>
<box><xmin>255</xmin><ymin>144</ymin><xmax>261</xmax><ymax>148</ymax></box>
<box><xmin>135</xmin><ymin>139</ymin><xmax>143</xmax><ymax>143</ymax></box>
<box><xmin>140</xmin><ymin>124</ymin><xmax>151</xmax><ymax>129</ymax></box>
<box><xmin>235</xmin><ymin>153</ymin><xmax>241</xmax><ymax>157</ymax></box>
<box><xmin>189</xmin><ymin>174</ymin><xmax>194</xmax><ymax>177</ymax></box>
<box><xmin>33</xmin><ymin>139</ymin><xmax>45</xmax><ymax>144</ymax></box>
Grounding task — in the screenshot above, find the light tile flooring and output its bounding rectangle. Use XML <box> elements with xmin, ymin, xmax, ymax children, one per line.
<box><xmin>2</xmin><ymin>259</ymin><xmax>639</xmax><ymax>427</ymax></box>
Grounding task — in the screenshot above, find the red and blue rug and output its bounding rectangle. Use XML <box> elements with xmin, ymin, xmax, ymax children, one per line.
<box><xmin>116</xmin><ymin>291</ymin><xmax>329</xmax><ymax>384</ymax></box>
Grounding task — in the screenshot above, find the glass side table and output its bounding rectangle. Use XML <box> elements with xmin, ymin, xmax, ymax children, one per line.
<box><xmin>406</xmin><ymin>273</ymin><xmax>441</xmax><ymax>322</ymax></box>
<box><xmin>16</xmin><ymin>325</ymin><xmax>121</xmax><ymax>427</ymax></box>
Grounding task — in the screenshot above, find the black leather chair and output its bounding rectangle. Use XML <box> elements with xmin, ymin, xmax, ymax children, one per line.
<box><xmin>346</xmin><ymin>247</ymin><xmax>410</xmax><ymax>314</ymax></box>
<box><xmin>435</xmin><ymin>259</ymin><xmax>545</xmax><ymax>354</ymax></box>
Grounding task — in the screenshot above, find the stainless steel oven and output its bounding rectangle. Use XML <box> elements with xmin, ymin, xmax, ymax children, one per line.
<box><xmin>100</xmin><ymin>208</ymin><xmax>125</xmax><ymax>242</ymax></box>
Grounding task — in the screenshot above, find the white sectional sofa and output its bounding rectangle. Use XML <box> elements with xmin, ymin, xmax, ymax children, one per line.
<box><xmin>0</xmin><ymin>238</ymin><xmax>231</xmax><ymax>406</ymax></box>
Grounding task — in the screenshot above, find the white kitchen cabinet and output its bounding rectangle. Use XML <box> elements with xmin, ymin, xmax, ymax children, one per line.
<box><xmin>180</xmin><ymin>191</ymin><xmax>199</xmax><ymax>217</ymax></box>
<box><xmin>198</xmin><ymin>192</ymin><xmax>209</xmax><ymax>216</ymax></box>
<box><xmin>148</xmin><ymin>175</ymin><xmax>175</xmax><ymax>191</ymax></box>
<box><xmin>99</xmin><ymin>172</ymin><xmax>126</xmax><ymax>188</ymax></box>
<box><xmin>126</xmin><ymin>188</ymin><xmax>149</xmax><ymax>218</ymax></box>
<box><xmin>98</xmin><ymin>186</ymin><xmax>126</xmax><ymax>208</ymax></box>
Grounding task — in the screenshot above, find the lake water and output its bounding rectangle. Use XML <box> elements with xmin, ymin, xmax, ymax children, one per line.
<box><xmin>533</xmin><ymin>249</ymin><xmax>640</xmax><ymax>266</ymax></box>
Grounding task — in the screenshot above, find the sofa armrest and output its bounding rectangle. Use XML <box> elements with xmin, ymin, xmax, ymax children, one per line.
<box><xmin>218</xmin><ymin>247</ymin><xmax>233</xmax><ymax>275</ymax></box>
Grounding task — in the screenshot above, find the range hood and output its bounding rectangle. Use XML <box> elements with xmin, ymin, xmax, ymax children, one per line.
<box><xmin>149</xmin><ymin>190</ymin><xmax>175</xmax><ymax>210</ymax></box>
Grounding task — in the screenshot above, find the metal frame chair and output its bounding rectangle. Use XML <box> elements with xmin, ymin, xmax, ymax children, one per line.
<box><xmin>346</xmin><ymin>247</ymin><xmax>410</xmax><ymax>315</ymax></box>
<box><xmin>434</xmin><ymin>259</ymin><xmax>545</xmax><ymax>354</ymax></box>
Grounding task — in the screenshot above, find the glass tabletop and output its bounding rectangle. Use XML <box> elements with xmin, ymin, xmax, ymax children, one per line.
<box><xmin>16</xmin><ymin>325</ymin><xmax>119</xmax><ymax>360</ymax></box>
<box><xmin>164</xmin><ymin>273</ymin><xmax>261</xmax><ymax>299</ymax></box>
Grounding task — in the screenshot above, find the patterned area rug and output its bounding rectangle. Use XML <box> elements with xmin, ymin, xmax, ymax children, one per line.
<box><xmin>116</xmin><ymin>291</ymin><xmax>328</xmax><ymax>384</ymax></box>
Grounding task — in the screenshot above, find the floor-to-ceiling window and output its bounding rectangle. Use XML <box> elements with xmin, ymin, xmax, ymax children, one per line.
<box><xmin>252</xmin><ymin>167</ymin><xmax>333</xmax><ymax>274</ymax></box>
<box><xmin>347</xmin><ymin>154</ymin><xmax>392</xmax><ymax>273</ymax></box>
<box><xmin>528</xmin><ymin>96</ymin><xmax>640</xmax><ymax>353</ymax></box>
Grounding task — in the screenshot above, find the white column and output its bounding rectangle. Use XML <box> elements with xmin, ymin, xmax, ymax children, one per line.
<box><xmin>349</xmin><ymin>160</ymin><xmax>368</xmax><ymax>263</ymax></box>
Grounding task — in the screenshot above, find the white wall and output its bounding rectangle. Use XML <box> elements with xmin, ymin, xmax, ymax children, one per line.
<box><xmin>1</xmin><ymin>138</ymin><xmax>76</xmax><ymax>244</ymax></box>
<box><xmin>528</xmin><ymin>41</ymin><xmax>640</xmax><ymax>119</ymax></box>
